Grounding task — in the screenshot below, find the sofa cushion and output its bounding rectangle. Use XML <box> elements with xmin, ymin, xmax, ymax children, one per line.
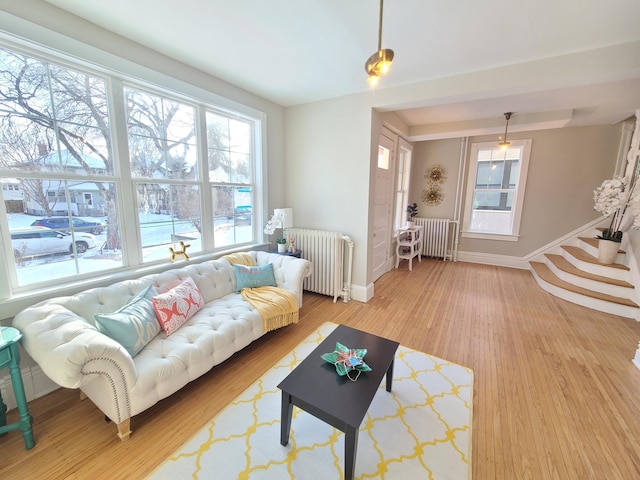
<box><xmin>152</xmin><ymin>277</ymin><xmax>205</xmax><ymax>335</ymax></box>
<box><xmin>234</xmin><ymin>263</ymin><xmax>276</xmax><ymax>291</ymax></box>
<box><xmin>94</xmin><ymin>284</ymin><xmax>161</xmax><ymax>357</ymax></box>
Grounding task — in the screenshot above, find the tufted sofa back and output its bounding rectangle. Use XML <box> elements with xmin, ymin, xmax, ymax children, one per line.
<box><xmin>145</xmin><ymin>258</ymin><xmax>235</xmax><ymax>302</ymax></box>
<box><xmin>49</xmin><ymin>257</ymin><xmax>238</xmax><ymax>326</ymax></box>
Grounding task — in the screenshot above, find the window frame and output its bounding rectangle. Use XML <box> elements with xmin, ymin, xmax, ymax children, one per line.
<box><xmin>462</xmin><ymin>139</ymin><xmax>532</xmax><ymax>241</ymax></box>
<box><xmin>394</xmin><ymin>138</ymin><xmax>413</xmax><ymax>231</ymax></box>
<box><xmin>0</xmin><ymin>39</ymin><xmax>264</xmax><ymax>301</ymax></box>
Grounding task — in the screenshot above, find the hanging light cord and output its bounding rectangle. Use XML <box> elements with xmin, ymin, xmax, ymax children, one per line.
<box><xmin>377</xmin><ymin>0</ymin><xmax>384</xmax><ymax>52</ymax></box>
<box><xmin>503</xmin><ymin>112</ymin><xmax>512</xmax><ymax>141</ymax></box>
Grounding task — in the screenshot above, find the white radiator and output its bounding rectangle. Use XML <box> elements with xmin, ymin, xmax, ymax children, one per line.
<box><xmin>288</xmin><ymin>228</ymin><xmax>354</xmax><ymax>303</ymax></box>
<box><xmin>413</xmin><ymin>217</ymin><xmax>459</xmax><ymax>261</ymax></box>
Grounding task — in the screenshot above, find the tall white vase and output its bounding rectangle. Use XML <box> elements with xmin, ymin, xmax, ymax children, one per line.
<box><xmin>598</xmin><ymin>239</ymin><xmax>620</xmax><ymax>264</ymax></box>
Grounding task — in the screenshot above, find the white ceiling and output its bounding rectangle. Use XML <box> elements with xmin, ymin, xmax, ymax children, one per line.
<box><xmin>42</xmin><ymin>0</ymin><xmax>640</xmax><ymax>134</ymax></box>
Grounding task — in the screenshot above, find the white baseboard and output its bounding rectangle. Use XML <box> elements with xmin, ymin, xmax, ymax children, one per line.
<box><xmin>0</xmin><ymin>365</ymin><xmax>60</xmax><ymax>411</ymax></box>
<box><xmin>0</xmin><ymin>376</ymin><xmax>12</xmax><ymax>410</ymax></box>
<box><xmin>456</xmin><ymin>251</ymin><xmax>530</xmax><ymax>269</ymax></box>
<box><xmin>633</xmin><ymin>342</ymin><xmax>640</xmax><ymax>370</ymax></box>
<box><xmin>349</xmin><ymin>283</ymin><xmax>372</xmax><ymax>303</ymax></box>
<box><xmin>458</xmin><ymin>217</ymin><xmax>613</xmax><ymax>271</ymax></box>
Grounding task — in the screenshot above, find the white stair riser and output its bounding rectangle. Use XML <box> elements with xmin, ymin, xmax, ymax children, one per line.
<box><xmin>545</xmin><ymin>258</ymin><xmax>635</xmax><ymax>299</ymax></box>
<box><xmin>577</xmin><ymin>237</ymin><xmax>626</xmax><ymax>260</ymax></box>
<box><xmin>531</xmin><ymin>269</ymin><xmax>639</xmax><ymax>320</ymax></box>
<box><xmin>560</xmin><ymin>248</ymin><xmax>630</xmax><ymax>282</ymax></box>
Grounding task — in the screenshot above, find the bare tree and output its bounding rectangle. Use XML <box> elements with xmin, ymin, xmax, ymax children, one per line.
<box><xmin>126</xmin><ymin>88</ymin><xmax>200</xmax><ymax>232</ymax></box>
<box><xmin>0</xmin><ymin>49</ymin><xmax>120</xmax><ymax>245</ymax></box>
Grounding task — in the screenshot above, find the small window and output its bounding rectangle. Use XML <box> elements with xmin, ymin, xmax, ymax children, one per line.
<box><xmin>462</xmin><ymin>140</ymin><xmax>532</xmax><ymax>241</ymax></box>
<box><xmin>378</xmin><ymin>145</ymin><xmax>390</xmax><ymax>170</ymax></box>
<box><xmin>394</xmin><ymin>139</ymin><xmax>412</xmax><ymax>231</ymax></box>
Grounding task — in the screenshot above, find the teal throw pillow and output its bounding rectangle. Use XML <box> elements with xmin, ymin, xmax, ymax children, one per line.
<box><xmin>234</xmin><ymin>263</ymin><xmax>276</xmax><ymax>292</ymax></box>
<box><xmin>94</xmin><ymin>284</ymin><xmax>161</xmax><ymax>357</ymax></box>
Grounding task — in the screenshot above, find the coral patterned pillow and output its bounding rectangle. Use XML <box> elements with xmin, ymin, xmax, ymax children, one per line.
<box><xmin>152</xmin><ymin>277</ymin><xmax>204</xmax><ymax>336</ymax></box>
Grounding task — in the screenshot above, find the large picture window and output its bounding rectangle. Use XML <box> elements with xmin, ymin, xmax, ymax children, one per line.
<box><xmin>0</xmin><ymin>44</ymin><xmax>261</xmax><ymax>293</ymax></box>
<box><xmin>462</xmin><ymin>140</ymin><xmax>532</xmax><ymax>241</ymax></box>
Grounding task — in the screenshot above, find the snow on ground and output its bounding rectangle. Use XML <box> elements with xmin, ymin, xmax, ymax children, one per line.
<box><xmin>6</xmin><ymin>213</ymin><xmax>251</xmax><ymax>287</ymax></box>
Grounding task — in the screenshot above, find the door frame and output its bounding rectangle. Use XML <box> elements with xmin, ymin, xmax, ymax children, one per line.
<box><xmin>371</xmin><ymin>127</ymin><xmax>398</xmax><ymax>282</ymax></box>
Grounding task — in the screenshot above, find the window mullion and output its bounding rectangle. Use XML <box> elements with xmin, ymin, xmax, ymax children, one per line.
<box><xmin>0</xmin><ymin>185</ymin><xmax>17</xmax><ymax>296</ymax></box>
<box><xmin>197</xmin><ymin>106</ymin><xmax>213</xmax><ymax>251</ymax></box>
<box><xmin>107</xmin><ymin>78</ymin><xmax>141</xmax><ymax>267</ymax></box>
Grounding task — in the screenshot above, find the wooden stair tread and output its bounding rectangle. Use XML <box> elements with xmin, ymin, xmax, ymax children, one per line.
<box><xmin>530</xmin><ymin>262</ymin><xmax>639</xmax><ymax>308</ymax></box>
<box><xmin>545</xmin><ymin>254</ymin><xmax>634</xmax><ymax>288</ymax></box>
<box><xmin>561</xmin><ymin>245</ymin><xmax>630</xmax><ymax>271</ymax></box>
<box><xmin>578</xmin><ymin>236</ymin><xmax>626</xmax><ymax>254</ymax></box>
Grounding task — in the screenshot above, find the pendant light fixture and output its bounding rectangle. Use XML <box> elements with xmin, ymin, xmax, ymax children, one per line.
<box><xmin>365</xmin><ymin>0</ymin><xmax>394</xmax><ymax>85</ymax></box>
<box><xmin>498</xmin><ymin>112</ymin><xmax>513</xmax><ymax>151</ymax></box>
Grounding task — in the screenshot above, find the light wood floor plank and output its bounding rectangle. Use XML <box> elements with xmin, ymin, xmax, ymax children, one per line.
<box><xmin>1</xmin><ymin>260</ymin><xmax>640</xmax><ymax>479</ymax></box>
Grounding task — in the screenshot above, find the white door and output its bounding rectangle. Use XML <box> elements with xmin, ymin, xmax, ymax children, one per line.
<box><xmin>372</xmin><ymin>131</ymin><xmax>396</xmax><ymax>282</ymax></box>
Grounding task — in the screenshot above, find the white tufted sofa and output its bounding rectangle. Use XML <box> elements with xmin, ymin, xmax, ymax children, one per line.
<box><xmin>13</xmin><ymin>251</ymin><xmax>312</xmax><ymax>441</ymax></box>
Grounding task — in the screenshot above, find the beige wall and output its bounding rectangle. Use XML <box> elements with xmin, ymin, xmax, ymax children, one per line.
<box><xmin>410</xmin><ymin>138</ymin><xmax>462</xmax><ymax>220</ymax></box>
<box><xmin>410</xmin><ymin>125</ymin><xmax>622</xmax><ymax>257</ymax></box>
<box><xmin>285</xmin><ymin>95</ymin><xmax>373</xmax><ymax>292</ymax></box>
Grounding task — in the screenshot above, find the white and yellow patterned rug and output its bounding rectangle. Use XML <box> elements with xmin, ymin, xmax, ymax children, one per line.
<box><xmin>150</xmin><ymin>322</ymin><xmax>473</xmax><ymax>480</ymax></box>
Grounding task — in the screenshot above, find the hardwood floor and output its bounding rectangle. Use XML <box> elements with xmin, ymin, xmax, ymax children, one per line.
<box><xmin>2</xmin><ymin>260</ymin><xmax>640</xmax><ymax>479</ymax></box>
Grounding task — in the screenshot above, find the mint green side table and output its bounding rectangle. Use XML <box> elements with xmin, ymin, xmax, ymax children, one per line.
<box><xmin>0</xmin><ymin>326</ymin><xmax>35</xmax><ymax>449</ymax></box>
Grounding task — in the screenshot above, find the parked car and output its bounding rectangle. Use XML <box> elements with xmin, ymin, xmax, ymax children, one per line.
<box><xmin>11</xmin><ymin>227</ymin><xmax>97</xmax><ymax>259</ymax></box>
<box><xmin>31</xmin><ymin>217</ymin><xmax>106</xmax><ymax>234</ymax></box>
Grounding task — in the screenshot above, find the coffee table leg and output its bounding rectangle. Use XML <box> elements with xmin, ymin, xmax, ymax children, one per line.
<box><xmin>280</xmin><ymin>391</ymin><xmax>293</xmax><ymax>446</ymax></box>
<box><xmin>344</xmin><ymin>425</ymin><xmax>358</xmax><ymax>480</ymax></box>
<box><xmin>386</xmin><ymin>358</ymin><xmax>395</xmax><ymax>392</ymax></box>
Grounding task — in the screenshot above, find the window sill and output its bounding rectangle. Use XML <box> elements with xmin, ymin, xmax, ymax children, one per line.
<box><xmin>0</xmin><ymin>243</ymin><xmax>269</xmax><ymax>322</ymax></box>
<box><xmin>461</xmin><ymin>231</ymin><xmax>520</xmax><ymax>242</ymax></box>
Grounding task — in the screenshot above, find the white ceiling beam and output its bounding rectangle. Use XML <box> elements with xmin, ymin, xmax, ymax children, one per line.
<box><xmin>407</xmin><ymin>109</ymin><xmax>574</xmax><ymax>141</ymax></box>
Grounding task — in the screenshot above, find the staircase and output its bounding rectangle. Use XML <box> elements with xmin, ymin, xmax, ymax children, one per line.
<box><xmin>529</xmin><ymin>235</ymin><xmax>639</xmax><ymax>320</ymax></box>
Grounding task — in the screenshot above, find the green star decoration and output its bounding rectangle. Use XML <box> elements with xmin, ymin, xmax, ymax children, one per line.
<box><xmin>321</xmin><ymin>342</ymin><xmax>371</xmax><ymax>377</ymax></box>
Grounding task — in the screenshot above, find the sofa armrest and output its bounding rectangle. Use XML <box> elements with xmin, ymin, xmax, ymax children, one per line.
<box><xmin>12</xmin><ymin>302</ymin><xmax>137</xmax><ymax>390</ymax></box>
<box><xmin>254</xmin><ymin>252</ymin><xmax>312</xmax><ymax>308</ymax></box>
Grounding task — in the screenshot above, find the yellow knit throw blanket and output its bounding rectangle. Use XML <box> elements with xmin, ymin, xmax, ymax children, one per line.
<box><xmin>240</xmin><ymin>286</ymin><xmax>299</xmax><ymax>332</ymax></box>
<box><xmin>223</xmin><ymin>252</ymin><xmax>255</xmax><ymax>266</ymax></box>
<box><xmin>223</xmin><ymin>252</ymin><xmax>299</xmax><ymax>332</ymax></box>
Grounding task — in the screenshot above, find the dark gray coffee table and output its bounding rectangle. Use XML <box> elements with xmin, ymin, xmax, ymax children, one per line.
<box><xmin>277</xmin><ymin>324</ymin><xmax>399</xmax><ymax>480</ymax></box>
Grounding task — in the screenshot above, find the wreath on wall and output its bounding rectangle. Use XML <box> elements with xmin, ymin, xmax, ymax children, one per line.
<box><xmin>422</xmin><ymin>185</ymin><xmax>444</xmax><ymax>206</ymax></box>
<box><xmin>424</xmin><ymin>164</ymin><xmax>447</xmax><ymax>185</ymax></box>
<box><xmin>421</xmin><ymin>164</ymin><xmax>447</xmax><ymax>206</ymax></box>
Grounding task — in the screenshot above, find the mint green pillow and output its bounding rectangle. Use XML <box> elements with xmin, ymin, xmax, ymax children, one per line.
<box><xmin>94</xmin><ymin>284</ymin><xmax>161</xmax><ymax>357</ymax></box>
<box><xmin>234</xmin><ymin>263</ymin><xmax>276</xmax><ymax>291</ymax></box>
